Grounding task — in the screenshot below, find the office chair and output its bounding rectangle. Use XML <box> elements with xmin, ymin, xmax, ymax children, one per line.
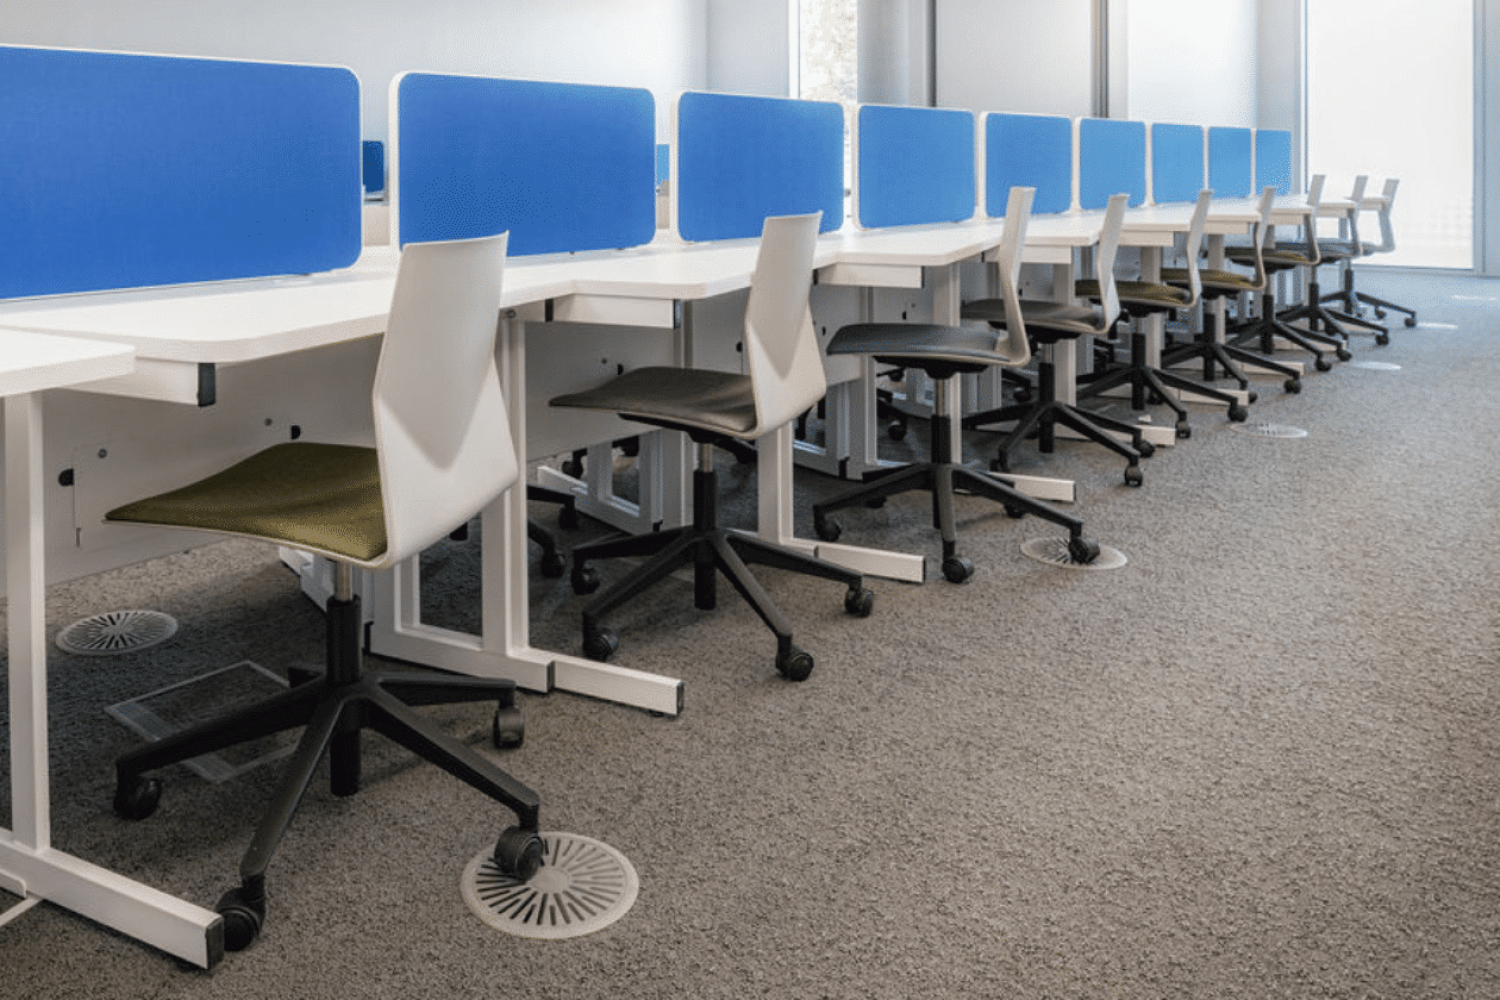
<box><xmin>808</xmin><ymin>187</ymin><xmax>1100</xmax><ymax>583</ymax></box>
<box><xmin>1074</xmin><ymin>189</ymin><xmax>1249</xmax><ymax>439</ymax></box>
<box><xmin>1274</xmin><ymin>175</ymin><xmax>1389</xmax><ymax>344</ymax></box>
<box><xmin>961</xmin><ymin>192</ymin><xmax>1151</xmax><ymax>487</ymax></box>
<box><xmin>1159</xmin><ymin>186</ymin><xmax>1304</xmax><ymax>395</ymax></box>
<box><xmin>1223</xmin><ymin>174</ymin><xmax>1348</xmax><ymax>371</ymax></box>
<box><xmin>1316</xmin><ymin>177</ymin><xmax>1417</xmax><ymax>333</ymax></box>
<box><xmin>107</xmin><ymin>233</ymin><xmax>544</xmax><ymax>951</ymax></box>
<box><xmin>550</xmin><ymin>213</ymin><xmax>874</xmax><ymax>680</ymax></box>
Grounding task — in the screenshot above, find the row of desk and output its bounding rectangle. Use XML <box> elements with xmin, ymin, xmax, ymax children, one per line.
<box><xmin>0</xmin><ymin>46</ymin><xmax>1335</xmax><ymax>968</ymax></box>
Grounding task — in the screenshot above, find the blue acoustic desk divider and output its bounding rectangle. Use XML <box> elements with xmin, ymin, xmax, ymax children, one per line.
<box><xmin>1078</xmin><ymin>117</ymin><xmax>1147</xmax><ymax>210</ymax></box>
<box><xmin>854</xmin><ymin>104</ymin><xmax>975</xmax><ymax>228</ymax></box>
<box><xmin>392</xmin><ymin>73</ymin><xmax>657</xmax><ymax>254</ymax></box>
<box><xmin>1208</xmin><ymin>126</ymin><xmax>1254</xmax><ymax>199</ymax></box>
<box><xmin>1150</xmin><ymin>122</ymin><xmax>1206</xmax><ymax>204</ymax></box>
<box><xmin>363</xmin><ymin>141</ymin><xmax>386</xmax><ymax>196</ymax></box>
<box><xmin>1255</xmin><ymin>129</ymin><xmax>1293</xmax><ymax>195</ymax></box>
<box><xmin>983</xmin><ymin>113</ymin><xmax>1073</xmax><ymax>216</ymax></box>
<box><xmin>0</xmin><ymin>45</ymin><xmax>362</xmax><ymax>299</ymax></box>
<box><xmin>672</xmin><ymin>91</ymin><xmax>844</xmax><ymax>242</ymax></box>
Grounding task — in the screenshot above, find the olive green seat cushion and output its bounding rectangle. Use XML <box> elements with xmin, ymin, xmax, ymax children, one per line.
<box><xmin>106</xmin><ymin>442</ymin><xmax>386</xmax><ymax>563</ymax></box>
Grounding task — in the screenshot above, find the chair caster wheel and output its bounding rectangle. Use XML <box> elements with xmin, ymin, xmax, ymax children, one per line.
<box><xmin>990</xmin><ymin>455</ymin><xmax>1012</xmax><ymax>474</ymax></box>
<box><xmin>1284</xmin><ymin>378</ymin><xmax>1302</xmax><ymax>394</ymax></box>
<box><xmin>812</xmin><ymin>514</ymin><xmax>841</xmax><ymax>543</ymax></box>
<box><xmin>1336</xmin><ymin>347</ymin><xmax>1353</xmax><ymax>362</ymax></box>
<box><xmin>582</xmin><ymin>627</ymin><xmax>619</xmax><ymax>662</ymax></box>
<box><xmin>215</xmin><ymin>886</ymin><xmax>266</xmax><ymax>953</ymax></box>
<box><xmin>1375</xmin><ymin>307</ymin><xmax>1387</xmax><ymax>319</ymax></box>
<box><xmin>776</xmin><ymin>645</ymin><xmax>814</xmax><ymax>681</ymax></box>
<box><xmin>560</xmin><ymin>458</ymin><xmax>583</xmax><ymax>478</ymax></box>
<box><xmin>539</xmin><ymin>551</ymin><xmax>566</xmax><ymax>578</ymax></box>
<box><xmin>1003</xmin><ymin>504</ymin><xmax>1026</xmax><ymax>519</ymax></box>
<box><xmin>1315</xmin><ymin>356</ymin><xmax>1333</xmax><ymax>372</ymax></box>
<box><xmin>494</xmin><ymin>826</ymin><xmax>545</xmax><ymax>881</ymax></box>
<box><xmin>492</xmin><ymin>705</ymin><xmax>525</xmax><ymax>749</ymax></box>
<box><xmin>1244</xmin><ymin>389</ymin><xmax>1258</xmax><ymax>404</ymax></box>
<box><xmin>1175</xmin><ymin>420</ymin><xmax>1191</xmax><ymax>439</ymax></box>
<box><xmin>1404</xmin><ymin>316</ymin><xmax>1417</xmax><ymax>328</ymax></box>
<box><xmin>1228</xmin><ymin>404</ymin><xmax>1249</xmax><ymax>422</ymax></box>
<box><xmin>1124</xmin><ymin>465</ymin><xmax>1144</xmax><ymax>488</ymax></box>
<box><xmin>113</xmin><ymin>776</ymin><xmax>162</xmax><ymax>821</ymax></box>
<box><xmin>887</xmin><ymin>419</ymin><xmax>908</xmax><ymax>442</ymax></box>
<box><xmin>557</xmin><ymin>505</ymin><xmax>579</xmax><ymax>530</ymax></box>
<box><xmin>941</xmin><ymin>555</ymin><xmax>974</xmax><ymax>584</ymax></box>
<box><xmin>844</xmin><ymin>586</ymin><xmax>874</xmax><ymax>618</ymax></box>
<box><xmin>1376</xmin><ymin>333</ymin><xmax>1390</xmax><ymax>346</ymax></box>
<box><xmin>1135</xmin><ymin>439</ymin><xmax>1156</xmax><ymax>459</ymax></box>
<box><xmin>570</xmin><ymin>565</ymin><xmax>600</xmax><ymax>595</ymax></box>
<box><xmin>1068</xmin><ymin>536</ymin><xmax>1101</xmax><ymax>565</ymax></box>
<box><xmin>863</xmin><ymin>496</ymin><xmax>887</xmax><ymax>509</ymax></box>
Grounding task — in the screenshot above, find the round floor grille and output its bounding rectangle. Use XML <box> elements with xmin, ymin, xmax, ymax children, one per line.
<box><xmin>1348</xmin><ymin>360</ymin><xmax>1401</xmax><ymax>371</ymax></box>
<box><xmin>1233</xmin><ymin>422</ymin><xmax>1309</xmax><ymax>439</ymax></box>
<box><xmin>56</xmin><ymin>610</ymin><xmax>179</xmax><ymax>655</ymax></box>
<box><xmin>1416</xmin><ymin>322</ymin><xmax>1457</xmax><ymax>330</ymax></box>
<box><xmin>1021</xmin><ymin>537</ymin><xmax>1128</xmax><ymax>571</ymax></box>
<box><xmin>462</xmin><ymin>832</ymin><xmax>638</xmax><ymax>940</ymax></box>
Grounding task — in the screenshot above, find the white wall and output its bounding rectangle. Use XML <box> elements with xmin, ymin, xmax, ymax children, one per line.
<box><xmin>1123</xmin><ymin>0</ymin><xmax>1258</xmax><ymax>126</ymax></box>
<box><xmin>934</xmin><ymin>0</ymin><xmax>1096</xmax><ymax>116</ymax></box>
<box><xmin>705</xmin><ymin>0</ymin><xmax>790</xmax><ymax>96</ymax></box>
<box><xmin>0</xmin><ymin>0</ymin><xmax>709</xmax><ymax>141</ymax></box>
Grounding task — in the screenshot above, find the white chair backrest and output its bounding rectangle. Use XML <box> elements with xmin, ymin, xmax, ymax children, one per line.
<box><xmin>372</xmin><ymin>232</ymin><xmax>514</xmax><ymax>566</ymax></box>
<box><xmin>1242</xmin><ymin>185</ymin><xmax>1278</xmax><ymax>290</ymax></box>
<box><xmin>990</xmin><ymin>185</ymin><xmax>1034</xmax><ymax>366</ymax></box>
<box><xmin>1300</xmin><ymin>173</ymin><xmax>1326</xmax><ymax>263</ymax></box>
<box><xmin>1375</xmin><ymin>177</ymin><xmax>1400</xmax><ymax>253</ymax></box>
<box><xmin>1176</xmin><ymin>188</ymin><xmax>1214</xmax><ymax>307</ymax></box>
<box><xmin>744</xmin><ymin>211</ymin><xmax>825</xmax><ymax>434</ymax></box>
<box><xmin>1092</xmin><ymin>192</ymin><xmax>1130</xmax><ymax>330</ymax></box>
<box><xmin>1342</xmin><ymin>175</ymin><xmax>1368</xmax><ymax>251</ymax></box>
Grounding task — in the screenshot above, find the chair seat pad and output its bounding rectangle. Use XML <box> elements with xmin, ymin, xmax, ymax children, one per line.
<box><xmin>1230</xmin><ymin>247</ymin><xmax>1311</xmax><ymax>266</ymax></box>
<box><xmin>963</xmin><ymin>297</ymin><xmax>1101</xmax><ymax>341</ymax></box>
<box><xmin>550</xmin><ymin>365</ymin><xmax>758</xmax><ymax>438</ymax></box>
<box><xmin>826</xmin><ymin>322</ymin><xmax>1021</xmax><ymax>369</ymax></box>
<box><xmin>1163</xmin><ymin>266</ymin><xmax>1257</xmax><ymax>291</ymax></box>
<box><xmin>1077</xmin><ymin>278</ymin><xmax>1190</xmax><ymax>308</ymax></box>
<box><xmin>106</xmin><ymin>442</ymin><xmax>386</xmax><ymax>563</ymax></box>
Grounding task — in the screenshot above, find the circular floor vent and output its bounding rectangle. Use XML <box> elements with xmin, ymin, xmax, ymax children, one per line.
<box><xmin>1348</xmin><ymin>360</ymin><xmax>1401</xmax><ymax>371</ymax></box>
<box><xmin>462</xmin><ymin>832</ymin><xmax>638</xmax><ymax>940</ymax></box>
<box><xmin>56</xmin><ymin>610</ymin><xmax>179</xmax><ymax>655</ymax></box>
<box><xmin>1021</xmin><ymin>538</ymin><xmax>1128</xmax><ymax>571</ymax></box>
<box><xmin>1233</xmin><ymin>422</ymin><xmax>1309</xmax><ymax>439</ymax></box>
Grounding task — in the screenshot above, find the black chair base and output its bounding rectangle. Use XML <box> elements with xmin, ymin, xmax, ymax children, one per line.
<box><xmin>1227</xmin><ymin>291</ymin><xmax>1347</xmax><ymax>372</ymax></box>
<box><xmin>569</xmin><ymin>455</ymin><xmax>872</xmax><ymax>681</ymax></box>
<box><xmin>963</xmin><ymin>357</ymin><xmax>1149</xmax><ymax>487</ymax></box>
<box><xmin>1161</xmin><ymin>307</ymin><xmax>1302</xmax><ymax>396</ymax></box>
<box><xmin>1277</xmin><ymin>276</ymin><xmax>1384</xmax><ymax>345</ymax></box>
<box><xmin>1320</xmin><ymin>270</ymin><xmax>1413</xmax><ymax>336</ymax></box>
<box><xmin>113</xmin><ymin>591</ymin><xmax>542</xmax><ymax>952</ymax></box>
<box><xmin>1079</xmin><ymin>327</ymin><xmax>1248</xmax><ymax>438</ymax></box>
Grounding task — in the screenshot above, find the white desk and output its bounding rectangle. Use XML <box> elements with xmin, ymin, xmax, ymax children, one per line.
<box><xmin>0</xmin><ymin>334</ymin><xmax>226</xmax><ymax>966</ymax></box>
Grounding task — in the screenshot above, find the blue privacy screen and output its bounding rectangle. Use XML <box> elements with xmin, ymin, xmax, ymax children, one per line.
<box><xmin>393</xmin><ymin>73</ymin><xmax>657</xmax><ymax>254</ymax></box>
<box><xmin>0</xmin><ymin>46</ymin><xmax>361</xmax><ymax>299</ymax></box>
<box><xmin>1078</xmin><ymin>118</ymin><xmax>1146</xmax><ymax>210</ymax></box>
<box><xmin>984</xmin><ymin>113</ymin><xmax>1073</xmax><ymax>216</ymax></box>
<box><xmin>363</xmin><ymin>141</ymin><xmax>386</xmax><ymax>196</ymax></box>
<box><xmin>1255</xmin><ymin>129</ymin><xmax>1292</xmax><ymax>195</ymax></box>
<box><xmin>1150</xmin><ymin>123</ymin><xmax>1205</xmax><ymax>204</ymax></box>
<box><xmin>855</xmin><ymin>105</ymin><xmax>975</xmax><ymax>228</ymax></box>
<box><xmin>1208</xmin><ymin>127</ymin><xmax>1254</xmax><ymax>198</ymax></box>
<box><xmin>673</xmin><ymin>91</ymin><xmax>844</xmax><ymax>241</ymax></box>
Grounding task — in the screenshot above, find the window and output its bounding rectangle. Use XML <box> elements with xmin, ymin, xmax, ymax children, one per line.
<box><xmin>1306</xmin><ymin>0</ymin><xmax>1473</xmax><ymax>269</ymax></box>
<box><xmin>797</xmin><ymin>0</ymin><xmax>858</xmax><ymax>104</ymax></box>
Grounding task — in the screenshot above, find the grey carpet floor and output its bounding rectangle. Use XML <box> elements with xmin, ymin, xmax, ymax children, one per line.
<box><xmin>3</xmin><ymin>270</ymin><xmax>1498</xmax><ymax>998</ymax></box>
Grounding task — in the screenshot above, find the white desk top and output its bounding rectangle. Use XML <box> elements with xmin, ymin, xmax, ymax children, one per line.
<box><xmin>0</xmin><ymin>329</ymin><xmax>134</xmax><ymax>396</ymax></box>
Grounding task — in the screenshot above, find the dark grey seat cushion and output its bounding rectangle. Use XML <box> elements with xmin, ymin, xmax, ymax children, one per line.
<box><xmin>550</xmin><ymin>366</ymin><xmax>758</xmax><ymax>438</ymax></box>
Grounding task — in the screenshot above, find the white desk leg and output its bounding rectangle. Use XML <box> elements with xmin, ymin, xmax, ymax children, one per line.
<box><xmin>2</xmin><ymin>393</ymin><xmax>224</xmax><ymax>968</ymax></box>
